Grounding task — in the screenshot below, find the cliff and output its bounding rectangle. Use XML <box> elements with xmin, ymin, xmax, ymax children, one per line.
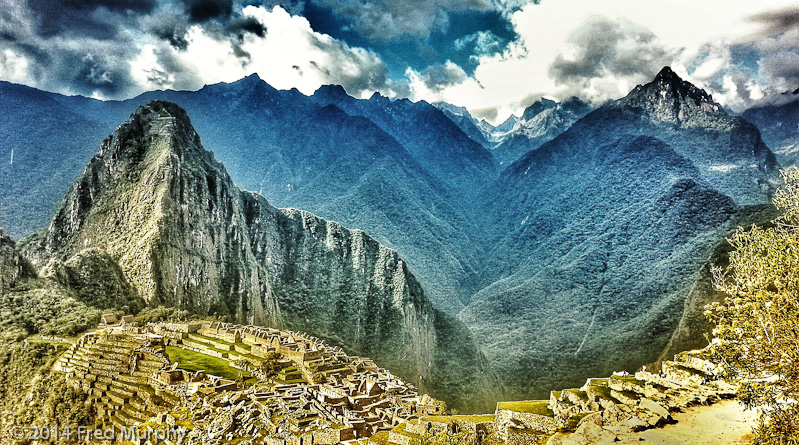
<box><xmin>0</xmin><ymin>229</ymin><xmax>35</xmax><ymax>293</ymax></box>
<box><xmin>21</xmin><ymin>101</ymin><xmax>497</xmax><ymax>410</ymax></box>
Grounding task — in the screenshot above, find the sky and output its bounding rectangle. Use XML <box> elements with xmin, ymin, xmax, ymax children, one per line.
<box><xmin>0</xmin><ymin>0</ymin><xmax>798</xmax><ymax>124</ymax></box>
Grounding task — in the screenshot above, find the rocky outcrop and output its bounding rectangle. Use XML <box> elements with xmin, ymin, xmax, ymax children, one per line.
<box><xmin>0</xmin><ymin>228</ymin><xmax>35</xmax><ymax>293</ymax></box>
<box><xmin>22</xmin><ymin>101</ymin><xmax>497</xmax><ymax>411</ymax></box>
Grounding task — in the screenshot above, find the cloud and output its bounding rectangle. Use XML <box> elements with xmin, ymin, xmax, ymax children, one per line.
<box><xmin>25</xmin><ymin>0</ymin><xmax>158</xmax><ymax>37</ymax></box>
<box><xmin>548</xmin><ymin>16</ymin><xmax>673</xmax><ymax>102</ymax></box>
<box><xmin>128</xmin><ymin>6</ymin><xmax>397</xmax><ymax>98</ymax></box>
<box><xmin>454</xmin><ymin>30</ymin><xmax>503</xmax><ymax>57</ymax></box>
<box><xmin>312</xmin><ymin>0</ymin><xmax>492</xmax><ymax>41</ymax></box>
<box><xmin>411</xmin><ymin>61</ymin><xmax>469</xmax><ymax>90</ymax></box>
<box><xmin>2</xmin><ymin>0</ymin><xmax>799</xmax><ymax>124</ymax></box>
<box><xmin>180</xmin><ymin>0</ymin><xmax>234</xmax><ymax>23</ymax></box>
<box><xmin>748</xmin><ymin>7</ymin><xmax>799</xmax><ymax>36</ymax></box>
<box><xmin>0</xmin><ymin>49</ymin><xmax>30</xmax><ymax>84</ymax></box>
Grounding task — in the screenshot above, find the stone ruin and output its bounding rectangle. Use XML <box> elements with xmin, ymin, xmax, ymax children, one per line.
<box><xmin>54</xmin><ymin>318</ymin><xmax>446</xmax><ymax>445</ymax></box>
<box><xmin>53</xmin><ymin>316</ymin><xmax>740</xmax><ymax>445</ymax></box>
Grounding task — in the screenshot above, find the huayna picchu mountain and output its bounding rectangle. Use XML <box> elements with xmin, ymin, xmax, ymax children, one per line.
<box><xmin>20</xmin><ymin>101</ymin><xmax>498</xmax><ymax>411</ymax></box>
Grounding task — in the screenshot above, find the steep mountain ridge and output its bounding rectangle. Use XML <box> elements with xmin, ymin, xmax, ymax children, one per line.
<box><xmin>21</xmin><ymin>101</ymin><xmax>498</xmax><ymax>410</ymax></box>
<box><xmin>742</xmin><ymin>97</ymin><xmax>799</xmax><ymax>166</ymax></box>
<box><xmin>0</xmin><ymin>229</ymin><xmax>35</xmax><ymax>293</ymax></box>
<box><xmin>464</xmin><ymin>68</ymin><xmax>779</xmax><ymax>399</ymax></box>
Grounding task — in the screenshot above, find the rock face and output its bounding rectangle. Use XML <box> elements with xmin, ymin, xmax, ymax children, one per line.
<box><xmin>21</xmin><ymin>101</ymin><xmax>496</xmax><ymax>411</ymax></box>
<box><xmin>0</xmin><ymin>229</ymin><xmax>35</xmax><ymax>293</ymax></box>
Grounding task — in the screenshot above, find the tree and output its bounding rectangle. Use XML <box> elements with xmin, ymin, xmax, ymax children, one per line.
<box><xmin>706</xmin><ymin>169</ymin><xmax>799</xmax><ymax>444</ymax></box>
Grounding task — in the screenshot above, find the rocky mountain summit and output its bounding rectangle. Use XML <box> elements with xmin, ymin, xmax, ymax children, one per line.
<box><xmin>617</xmin><ymin>66</ymin><xmax>724</xmax><ymax>127</ymax></box>
<box><xmin>20</xmin><ymin>101</ymin><xmax>497</xmax><ymax>411</ymax></box>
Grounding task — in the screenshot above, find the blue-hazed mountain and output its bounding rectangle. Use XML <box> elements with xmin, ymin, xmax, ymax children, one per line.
<box><xmin>490</xmin><ymin>97</ymin><xmax>592</xmax><ymax>166</ymax></box>
<box><xmin>19</xmin><ymin>101</ymin><xmax>499</xmax><ymax>411</ymax></box>
<box><xmin>461</xmin><ymin>67</ymin><xmax>779</xmax><ymax>400</ymax></box>
<box><xmin>0</xmin><ymin>76</ymin><xmax>490</xmax><ymax>313</ymax></box>
<box><xmin>432</xmin><ymin>102</ymin><xmax>493</xmax><ymax>148</ymax></box>
<box><xmin>743</xmin><ymin>95</ymin><xmax>799</xmax><ymax>166</ymax></box>
<box><xmin>0</xmin><ymin>67</ymin><xmax>782</xmax><ymax>405</ymax></box>
<box><xmin>434</xmin><ymin>97</ymin><xmax>593</xmax><ymax>167</ymax></box>
<box><xmin>0</xmin><ymin>83</ymin><xmax>108</xmax><ymax>241</ymax></box>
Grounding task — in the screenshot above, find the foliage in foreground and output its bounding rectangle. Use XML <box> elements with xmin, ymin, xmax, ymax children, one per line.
<box><xmin>0</xmin><ymin>342</ymin><xmax>95</xmax><ymax>444</ymax></box>
<box><xmin>707</xmin><ymin>169</ymin><xmax>799</xmax><ymax>444</ymax></box>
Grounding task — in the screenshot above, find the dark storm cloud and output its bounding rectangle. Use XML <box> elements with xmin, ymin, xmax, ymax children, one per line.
<box><xmin>26</xmin><ymin>0</ymin><xmax>158</xmax><ymax>37</ymax></box>
<box><xmin>141</xmin><ymin>13</ymin><xmax>191</xmax><ymax>49</ymax></box>
<box><xmin>745</xmin><ymin>8</ymin><xmax>799</xmax><ymax>98</ymax></box>
<box><xmin>228</xmin><ymin>16</ymin><xmax>267</xmax><ymax>37</ymax></box>
<box><xmin>180</xmin><ymin>0</ymin><xmax>234</xmax><ymax>22</ymax></box>
<box><xmin>748</xmin><ymin>7</ymin><xmax>799</xmax><ymax>36</ymax></box>
<box><xmin>761</xmin><ymin>51</ymin><xmax>799</xmax><ymax>89</ymax></box>
<box><xmin>549</xmin><ymin>16</ymin><xmax>670</xmax><ymax>84</ymax></box>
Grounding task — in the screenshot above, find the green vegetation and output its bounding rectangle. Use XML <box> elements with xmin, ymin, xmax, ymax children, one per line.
<box><xmin>707</xmin><ymin>169</ymin><xmax>799</xmax><ymax>443</ymax></box>
<box><xmin>496</xmin><ymin>400</ymin><xmax>552</xmax><ymax>416</ymax></box>
<box><xmin>165</xmin><ymin>346</ymin><xmax>250</xmax><ymax>381</ymax></box>
<box><xmin>0</xmin><ymin>342</ymin><xmax>96</xmax><ymax>444</ymax></box>
<box><xmin>423</xmin><ymin>415</ymin><xmax>495</xmax><ymax>423</ymax></box>
<box><xmin>0</xmin><ymin>281</ymin><xmax>105</xmax><ymax>342</ymax></box>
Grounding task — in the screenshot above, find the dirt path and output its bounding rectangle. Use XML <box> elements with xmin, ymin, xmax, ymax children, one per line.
<box><xmin>616</xmin><ymin>399</ymin><xmax>758</xmax><ymax>444</ymax></box>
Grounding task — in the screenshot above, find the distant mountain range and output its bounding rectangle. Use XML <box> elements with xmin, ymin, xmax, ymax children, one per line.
<box><xmin>434</xmin><ymin>97</ymin><xmax>593</xmax><ymax>166</ymax></box>
<box><xmin>0</xmin><ymin>66</ymin><xmax>791</xmax><ymax>403</ymax></box>
<box><xmin>743</xmin><ymin>96</ymin><xmax>799</xmax><ymax>167</ymax></box>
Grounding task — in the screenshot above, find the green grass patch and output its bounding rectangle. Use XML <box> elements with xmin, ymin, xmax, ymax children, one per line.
<box><xmin>611</xmin><ymin>375</ymin><xmax>646</xmax><ymax>387</ymax></box>
<box><xmin>563</xmin><ymin>389</ymin><xmax>589</xmax><ymax>402</ymax></box>
<box><xmin>166</xmin><ymin>346</ymin><xmax>250</xmax><ymax>380</ymax></box>
<box><xmin>422</xmin><ymin>415</ymin><xmax>495</xmax><ymax>423</ymax></box>
<box><xmin>368</xmin><ymin>431</ymin><xmax>391</xmax><ymax>444</ymax></box>
<box><xmin>497</xmin><ymin>400</ymin><xmax>553</xmax><ymax>416</ymax></box>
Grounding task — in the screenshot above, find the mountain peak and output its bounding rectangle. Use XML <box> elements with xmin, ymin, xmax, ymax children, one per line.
<box><xmin>616</xmin><ymin>66</ymin><xmax>723</xmax><ymax>125</ymax></box>
<box><xmin>314</xmin><ymin>84</ymin><xmax>350</xmax><ymax>101</ymax></box>
<box><xmin>106</xmin><ymin>100</ymin><xmax>202</xmax><ymax>160</ymax></box>
<box><xmin>654</xmin><ymin>66</ymin><xmax>679</xmax><ymax>82</ymax></box>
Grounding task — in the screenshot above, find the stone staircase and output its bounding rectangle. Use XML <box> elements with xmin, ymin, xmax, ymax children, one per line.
<box><xmin>494</xmin><ymin>349</ymin><xmax>736</xmax><ymax>444</ymax></box>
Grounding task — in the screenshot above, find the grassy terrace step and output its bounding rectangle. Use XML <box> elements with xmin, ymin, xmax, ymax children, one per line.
<box><xmin>121</xmin><ymin>404</ymin><xmax>148</xmax><ymax>423</ymax></box>
<box><xmin>110</xmin><ymin>386</ymin><xmax>136</xmax><ymax>398</ymax></box>
<box><xmin>585</xmin><ymin>381</ymin><xmax>620</xmax><ymax>409</ymax></box>
<box><xmin>112</xmin><ymin>379</ymin><xmax>145</xmax><ymax>393</ymax></box>
<box><xmin>562</xmin><ymin>389</ymin><xmax>590</xmax><ymax>407</ymax></box>
<box><xmin>610</xmin><ymin>389</ymin><xmax>642</xmax><ymax>405</ymax></box>
<box><xmin>106</xmin><ymin>389</ymin><xmax>131</xmax><ymax>405</ymax></box>
<box><xmin>187</xmin><ymin>334</ymin><xmax>235</xmax><ymax>351</ymax></box>
<box><xmin>165</xmin><ymin>346</ymin><xmax>251</xmax><ymax>381</ymax></box>
<box><xmin>116</xmin><ymin>374</ymin><xmax>149</xmax><ymax>385</ymax></box>
<box><xmin>99</xmin><ymin>397</ymin><xmax>124</xmax><ymax>411</ymax></box>
<box><xmin>423</xmin><ymin>415</ymin><xmax>496</xmax><ymax>423</ymax></box>
<box><xmin>634</xmin><ymin>371</ymin><xmax>684</xmax><ymax>390</ymax></box>
<box><xmin>497</xmin><ymin>400</ymin><xmax>554</xmax><ymax>417</ymax></box>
